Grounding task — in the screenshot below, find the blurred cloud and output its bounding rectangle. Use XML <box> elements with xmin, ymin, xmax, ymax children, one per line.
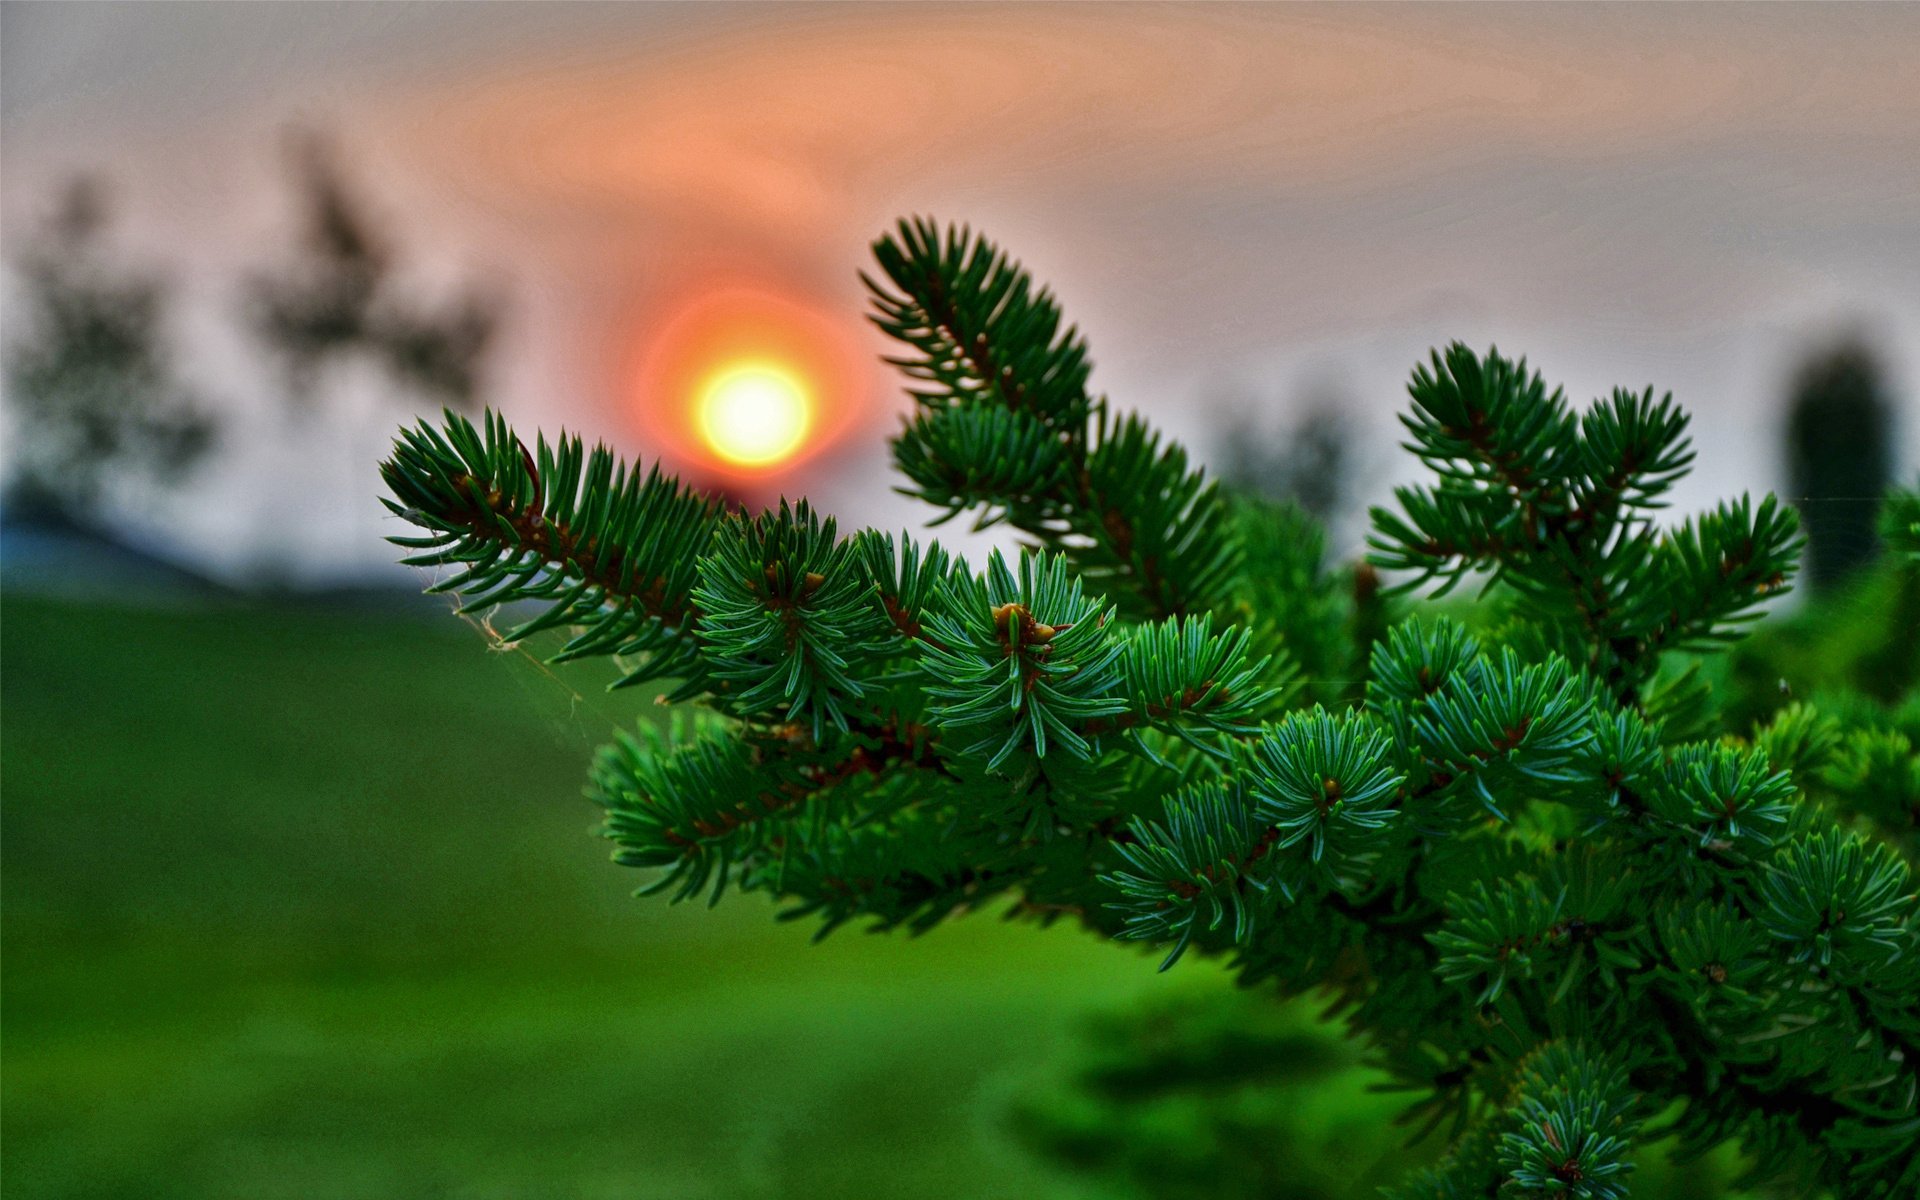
<box><xmin>4</xmin><ymin>2</ymin><xmax>1917</xmax><ymax>579</ymax></box>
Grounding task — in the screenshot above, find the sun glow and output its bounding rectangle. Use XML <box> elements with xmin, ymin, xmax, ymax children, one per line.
<box><xmin>632</xmin><ymin>286</ymin><xmax>867</xmax><ymax>480</ymax></box>
<box><xmin>695</xmin><ymin>361</ymin><xmax>814</xmax><ymax>467</ymax></box>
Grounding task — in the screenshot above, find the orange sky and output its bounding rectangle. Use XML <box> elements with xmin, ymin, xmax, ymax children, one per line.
<box><xmin>4</xmin><ymin>2</ymin><xmax>1918</xmax><ymax>579</ymax></box>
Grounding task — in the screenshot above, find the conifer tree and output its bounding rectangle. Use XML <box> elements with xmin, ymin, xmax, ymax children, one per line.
<box><xmin>382</xmin><ymin>220</ymin><xmax>1917</xmax><ymax>1199</ymax></box>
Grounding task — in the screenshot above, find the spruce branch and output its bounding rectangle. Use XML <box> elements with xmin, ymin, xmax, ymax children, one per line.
<box><xmin>1758</xmin><ymin>830</ymin><xmax>1916</xmax><ymax>989</ymax></box>
<box><xmin>858</xmin><ymin>529</ymin><xmax>960</xmax><ymax>648</ymax></box>
<box><xmin>381</xmin><ymin>229</ymin><xmax>1919</xmax><ymax>1199</ymax></box>
<box><xmin>865</xmin><ymin>217</ymin><xmax>1095</xmax><ymax>424</ymax></box>
<box><xmin>1371</xmin><ymin>344</ymin><xmax>1803</xmax><ymax>701</ymax></box>
<box><xmin>1106</xmin><ymin>614</ymin><xmax>1284</xmax><ymax>752</ymax></box>
<box><xmin>1367</xmin><ymin>616</ymin><xmax>1484</xmax><ymax>710</ymax></box>
<box><xmin>918</xmin><ymin>550</ymin><xmax>1128</xmax><ymax>772</ymax></box>
<box><xmin>1104</xmin><ymin>780</ymin><xmax>1281</xmax><ymax>968</ymax></box>
<box><xmin>1405</xmin><ymin>650</ymin><xmax>1592</xmax><ymax>821</ymax></box>
<box><xmin>381</xmin><ymin>409</ymin><xmax>724</xmax><ymax>683</ymax></box>
<box><xmin>1577</xmin><ymin>386</ymin><xmax>1695</xmax><ymax>515</ymax></box>
<box><xmin>1247</xmin><ymin>708</ymin><xmax>1401</xmax><ymax>879</ymax></box>
<box><xmin>766</xmin><ymin>810</ymin><xmax>1023</xmax><ymax>938</ymax></box>
<box><xmin>1104</xmin><ymin>708</ymin><xmax>1403</xmax><ymax>967</ymax></box>
<box><xmin>867</xmin><ymin>218</ymin><xmax>1237</xmax><ymax>619</ymax></box>
<box><xmin>892</xmin><ymin>404</ymin><xmax>1069</xmax><ymax>525</ymax></box>
<box><xmin>1646</xmin><ymin>743</ymin><xmax>1796</xmax><ymax>860</ymax></box>
<box><xmin>1078</xmin><ymin>409</ymin><xmax>1240</xmax><ymax>618</ymax></box>
<box><xmin>1399</xmin><ymin>343</ymin><xmax>1578</xmax><ymax>504</ymax></box>
<box><xmin>1222</xmin><ymin>496</ymin><xmax>1353</xmax><ymax>705</ymax></box>
<box><xmin>692</xmin><ymin>500</ymin><xmax>891</xmax><ymax>737</ymax></box>
<box><xmin>1630</xmin><ymin>493</ymin><xmax>1803</xmax><ymax>653</ymax></box>
<box><xmin>1495</xmin><ymin>1043</ymin><xmax>1643</xmax><ymax>1200</ymax></box>
<box><xmin>591</xmin><ymin>716</ymin><xmax>805</xmax><ymax>905</ymax></box>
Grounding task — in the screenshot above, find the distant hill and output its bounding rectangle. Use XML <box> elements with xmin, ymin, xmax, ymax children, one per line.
<box><xmin>0</xmin><ymin>507</ymin><xmax>231</xmax><ymax>602</ymax></box>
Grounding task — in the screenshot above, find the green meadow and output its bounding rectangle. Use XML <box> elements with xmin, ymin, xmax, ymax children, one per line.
<box><xmin>0</xmin><ymin>594</ymin><xmax>1280</xmax><ymax>1198</ymax></box>
<box><xmin>1</xmin><ymin>593</ymin><xmax>1763</xmax><ymax>1199</ymax></box>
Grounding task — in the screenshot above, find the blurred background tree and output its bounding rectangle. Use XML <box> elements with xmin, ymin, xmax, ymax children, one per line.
<box><xmin>3</xmin><ymin>178</ymin><xmax>216</xmax><ymax>525</ymax></box>
<box><xmin>1783</xmin><ymin>336</ymin><xmax>1896</xmax><ymax>589</ymax></box>
<box><xmin>248</xmin><ymin>131</ymin><xmax>498</xmax><ymax>415</ymax></box>
<box><xmin>1012</xmin><ymin>989</ymin><xmax>1402</xmax><ymax>1200</ymax></box>
<box><xmin>239</xmin><ymin>130</ymin><xmax>503</xmax><ymax>587</ymax></box>
<box><xmin>1216</xmin><ymin>397</ymin><xmax>1352</xmax><ymax>526</ymax></box>
<box><xmin>1215</xmin><ymin>394</ymin><xmax>1388</xmax><ymax>705</ymax></box>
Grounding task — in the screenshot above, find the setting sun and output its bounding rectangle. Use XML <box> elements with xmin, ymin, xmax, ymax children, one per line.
<box><xmin>695</xmin><ymin>361</ymin><xmax>814</xmax><ymax>467</ymax></box>
<box><xmin>632</xmin><ymin>286</ymin><xmax>869</xmax><ymax>481</ymax></box>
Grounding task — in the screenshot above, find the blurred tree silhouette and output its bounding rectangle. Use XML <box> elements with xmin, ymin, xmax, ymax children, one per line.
<box><xmin>1217</xmin><ymin>401</ymin><xmax>1350</xmax><ymax>525</ymax></box>
<box><xmin>1784</xmin><ymin>337</ymin><xmax>1896</xmax><ymax>589</ymax></box>
<box><xmin>3</xmin><ymin>179</ymin><xmax>217</xmax><ymax>524</ymax></box>
<box><xmin>1012</xmin><ymin>989</ymin><xmax>1374</xmax><ymax>1200</ymax></box>
<box><xmin>249</xmin><ymin>132</ymin><xmax>498</xmax><ymax>414</ymax></box>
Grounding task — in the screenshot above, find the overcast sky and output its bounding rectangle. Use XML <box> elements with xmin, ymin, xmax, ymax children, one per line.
<box><xmin>5</xmin><ymin>2</ymin><xmax>1917</xmax><ymax>581</ymax></box>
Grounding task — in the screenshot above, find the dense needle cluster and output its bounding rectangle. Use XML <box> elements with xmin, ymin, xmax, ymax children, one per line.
<box><xmin>382</xmin><ymin>220</ymin><xmax>1919</xmax><ymax>1198</ymax></box>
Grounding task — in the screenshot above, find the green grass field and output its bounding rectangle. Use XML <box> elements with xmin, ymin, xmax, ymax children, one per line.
<box><xmin>2</xmin><ymin>592</ymin><xmax>1762</xmax><ymax>1199</ymax></box>
<box><xmin>0</xmin><ymin>592</ymin><xmax>1311</xmax><ymax>1199</ymax></box>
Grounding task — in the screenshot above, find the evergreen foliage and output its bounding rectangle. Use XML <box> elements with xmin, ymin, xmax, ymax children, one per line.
<box><xmin>384</xmin><ymin>221</ymin><xmax>1918</xmax><ymax>1198</ymax></box>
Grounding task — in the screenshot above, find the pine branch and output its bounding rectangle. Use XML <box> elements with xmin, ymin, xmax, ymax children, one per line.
<box><xmin>692</xmin><ymin>501</ymin><xmax>891</xmax><ymax>737</ymax></box>
<box><xmin>1371</xmin><ymin>345</ymin><xmax>1802</xmax><ymax>700</ymax></box>
<box><xmin>1632</xmin><ymin>494</ymin><xmax>1803</xmax><ymax>654</ymax></box>
<box><xmin>1495</xmin><ymin>1043</ymin><xmax>1642</xmax><ymax>1200</ymax></box>
<box><xmin>918</xmin><ymin>550</ymin><xmax>1128</xmax><ymax>771</ymax></box>
<box><xmin>591</xmin><ymin>716</ymin><xmax>806</xmax><ymax>905</ymax></box>
<box><xmin>1104</xmin><ymin>707</ymin><xmax>1403</xmax><ymax>967</ymax></box>
<box><xmin>381</xmin><ymin>409</ymin><xmax>724</xmax><ymax>683</ymax></box>
<box><xmin>1105</xmin><ymin>614</ymin><xmax>1283</xmax><ymax>751</ymax></box>
<box><xmin>869</xmin><ymin>219</ymin><xmax>1238</xmax><ymax>619</ymax></box>
<box><xmin>382</xmin><ymin>231</ymin><xmax>1919</xmax><ymax>1199</ymax></box>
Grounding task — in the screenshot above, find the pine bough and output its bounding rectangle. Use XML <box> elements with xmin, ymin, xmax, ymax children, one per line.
<box><xmin>382</xmin><ymin>219</ymin><xmax>1918</xmax><ymax>1198</ymax></box>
